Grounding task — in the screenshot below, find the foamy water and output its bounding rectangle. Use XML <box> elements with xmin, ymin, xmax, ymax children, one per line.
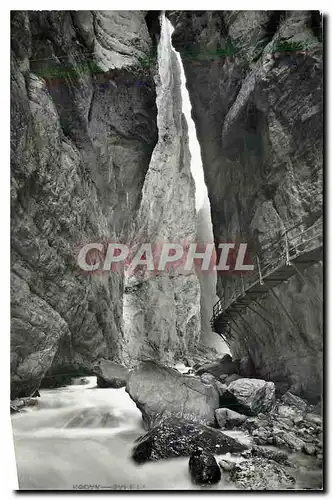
<box><xmin>11</xmin><ymin>376</ymin><xmax>240</xmax><ymax>490</ymax></box>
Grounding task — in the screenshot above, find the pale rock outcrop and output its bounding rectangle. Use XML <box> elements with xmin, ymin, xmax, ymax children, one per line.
<box><xmin>126</xmin><ymin>360</ymin><xmax>219</xmax><ymax>429</ymax></box>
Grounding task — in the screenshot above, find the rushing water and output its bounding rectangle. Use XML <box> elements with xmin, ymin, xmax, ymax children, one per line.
<box><xmin>11</xmin><ymin>375</ymin><xmax>322</xmax><ymax>490</ymax></box>
<box><xmin>12</xmin><ymin>376</ymin><xmax>241</xmax><ymax>491</ymax></box>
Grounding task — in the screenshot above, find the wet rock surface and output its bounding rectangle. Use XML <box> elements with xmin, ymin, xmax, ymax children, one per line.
<box><xmin>229</xmin><ymin>457</ymin><xmax>296</xmax><ymax>490</ymax></box>
<box><xmin>10</xmin><ymin>397</ymin><xmax>39</xmax><ymax>413</ymax></box>
<box><xmin>220</xmin><ymin>378</ymin><xmax>276</xmax><ymax>416</ymax></box>
<box><xmin>131</xmin><ymin>416</ymin><xmax>247</xmax><ymax>463</ymax></box>
<box><xmin>215</xmin><ymin>408</ymin><xmax>247</xmax><ymax>429</ymax></box>
<box><xmin>93</xmin><ymin>359</ymin><xmax>129</xmax><ymax>388</ymax></box>
<box><xmin>241</xmin><ymin>445</ymin><xmax>290</xmax><ymax>465</ymax></box>
<box><xmin>189</xmin><ymin>449</ymin><xmax>221</xmax><ymax>485</ymax></box>
<box><xmin>126</xmin><ymin>361</ymin><xmax>219</xmax><ymax>429</ymax></box>
<box><xmin>240</xmin><ymin>395</ymin><xmax>323</xmax><ymax>457</ymax></box>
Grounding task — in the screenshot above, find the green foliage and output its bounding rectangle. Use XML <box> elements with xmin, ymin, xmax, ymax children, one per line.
<box><xmin>273</xmin><ymin>39</ymin><xmax>305</xmax><ymax>53</ymax></box>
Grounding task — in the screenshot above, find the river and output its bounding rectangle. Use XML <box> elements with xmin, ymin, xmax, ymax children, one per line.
<box><xmin>11</xmin><ymin>375</ymin><xmax>241</xmax><ymax>491</ymax></box>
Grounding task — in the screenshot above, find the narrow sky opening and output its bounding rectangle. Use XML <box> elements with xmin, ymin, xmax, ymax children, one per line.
<box><xmin>166</xmin><ymin>18</ymin><xmax>229</xmax><ymax>354</ymax></box>
<box><xmin>168</xmin><ymin>23</ymin><xmax>208</xmax><ymax>212</ymax></box>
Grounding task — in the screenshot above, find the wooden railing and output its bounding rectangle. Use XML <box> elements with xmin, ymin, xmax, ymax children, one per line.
<box><xmin>211</xmin><ymin>216</ymin><xmax>323</xmax><ymax>329</ymax></box>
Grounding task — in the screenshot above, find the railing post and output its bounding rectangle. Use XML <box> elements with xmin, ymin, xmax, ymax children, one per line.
<box><xmin>256</xmin><ymin>255</ymin><xmax>264</xmax><ymax>285</ymax></box>
<box><xmin>285</xmin><ymin>231</ymin><xmax>291</xmax><ymax>265</ymax></box>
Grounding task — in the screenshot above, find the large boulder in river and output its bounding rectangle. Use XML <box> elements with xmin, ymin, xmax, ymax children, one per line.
<box><xmin>189</xmin><ymin>449</ymin><xmax>221</xmax><ymax>485</ymax></box>
<box><xmin>195</xmin><ymin>354</ymin><xmax>239</xmax><ymax>378</ymax></box>
<box><xmin>220</xmin><ymin>378</ymin><xmax>275</xmax><ymax>416</ymax></box>
<box><xmin>93</xmin><ymin>359</ymin><xmax>129</xmax><ymax>389</ymax></box>
<box><xmin>131</xmin><ymin>416</ymin><xmax>247</xmax><ymax>463</ymax></box>
<box><xmin>126</xmin><ymin>361</ymin><xmax>219</xmax><ymax>429</ymax></box>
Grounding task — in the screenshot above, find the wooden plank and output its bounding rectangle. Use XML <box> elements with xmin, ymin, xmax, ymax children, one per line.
<box><xmin>210</xmin><ymin>240</ymin><xmax>322</xmax><ymax>326</ymax></box>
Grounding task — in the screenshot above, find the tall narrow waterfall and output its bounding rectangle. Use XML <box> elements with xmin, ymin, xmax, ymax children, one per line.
<box><xmin>167</xmin><ymin>17</ymin><xmax>228</xmax><ymax>353</ymax></box>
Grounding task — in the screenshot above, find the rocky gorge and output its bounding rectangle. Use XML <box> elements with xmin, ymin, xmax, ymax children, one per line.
<box><xmin>11</xmin><ymin>10</ymin><xmax>323</xmax><ymax>490</ymax></box>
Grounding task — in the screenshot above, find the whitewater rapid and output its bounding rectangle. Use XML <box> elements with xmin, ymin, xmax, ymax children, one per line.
<box><xmin>11</xmin><ymin>376</ymin><xmax>238</xmax><ymax>490</ymax></box>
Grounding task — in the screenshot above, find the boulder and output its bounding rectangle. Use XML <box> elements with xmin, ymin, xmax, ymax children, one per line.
<box><xmin>303</xmin><ymin>443</ymin><xmax>316</xmax><ymax>456</ymax></box>
<box><xmin>272</xmin><ymin>430</ymin><xmax>306</xmax><ymax>452</ymax></box>
<box><xmin>131</xmin><ymin>417</ymin><xmax>248</xmax><ymax>463</ymax></box>
<box><xmin>126</xmin><ymin>361</ymin><xmax>219</xmax><ymax>429</ymax></box>
<box><xmin>219</xmin><ymin>459</ymin><xmax>236</xmax><ymax>472</ymax></box>
<box><xmin>195</xmin><ymin>354</ymin><xmax>239</xmax><ymax>378</ymax></box>
<box><xmin>240</xmin><ymin>399</ymin><xmax>323</xmax><ymax>456</ymax></box>
<box><xmin>94</xmin><ymin>359</ymin><xmax>129</xmax><ymax>389</ymax></box>
<box><xmin>189</xmin><ymin>449</ymin><xmax>221</xmax><ymax>485</ymax></box>
<box><xmin>249</xmin><ymin>445</ymin><xmax>290</xmax><ymax>465</ymax></box>
<box><xmin>281</xmin><ymin>391</ymin><xmax>308</xmax><ymax>412</ymax></box>
<box><xmin>215</xmin><ymin>408</ymin><xmax>247</xmax><ymax>429</ymax></box>
<box><xmin>200</xmin><ymin>373</ymin><xmax>228</xmax><ymax>396</ymax></box>
<box><xmin>277</xmin><ymin>404</ymin><xmax>303</xmax><ymax>419</ymax></box>
<box><xmin>305</xmin><ymin>413</ymin><xmax>322</xmax><ymax>426</ymax></box>
<box><xmin>10</xmin><ymin>397</ymin><xmax>38</xmax><ymax>413</ymax></box>
<box><xmin>220</xmin><ymin>378</ymin><xmax>275</xmax><ymax>416</ymax></box>
<box><xmin>229</xmin><ymin>458</ymin><xmax>296</xmax><ymax>490</ymax></box>
<box><xmin>223</xmin><ymin>373</ymin><xmax>242</xmax><ymax>385</ymax></box>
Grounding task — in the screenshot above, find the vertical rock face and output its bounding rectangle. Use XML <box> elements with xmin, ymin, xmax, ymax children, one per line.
<box><xmin>196</xmin><ymin>198</ymin><xmax>228</xmax><ymax>354</ymax></box>
<box><xmin>122</xmin><ymin>16</ymin><xmax>201</xmax><ymax>365</ymax></box>
<box><xmin>11</xmin><ymin>10</ymin><xmax>159</xmax><ymax>397</ymax></box>
<box><xmin>168</xmin><ymin>11</ymin><xmax>323</xmax><ymax>401</ymax></box>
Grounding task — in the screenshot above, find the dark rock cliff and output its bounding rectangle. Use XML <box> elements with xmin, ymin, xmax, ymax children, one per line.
<box><xmin>11</xmin><ymin>10</ymin><xmax>159</xmax><ymax>397</ymax></box>
<box><xmin>168</xmin><ymin>10</ymin><xmax>323</xmax><ymax>401</ymax></box>
<box><xmin>11</xmin><ymin>10</ymin><xmax>323</xmax><ymax>403</ymax></box>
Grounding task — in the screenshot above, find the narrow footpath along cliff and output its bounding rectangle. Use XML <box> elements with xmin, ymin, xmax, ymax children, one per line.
<box><xmin>168</xmin><ymin>10</ymin><xmax>323</xmax><ymax>401</ymax></box>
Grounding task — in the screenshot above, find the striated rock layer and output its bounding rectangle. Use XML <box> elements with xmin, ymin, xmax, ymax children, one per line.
<box><xmin>11</xmin><ymin>10</ymin><xmax>160</xmax><ymax>397</ymax></box>
<box><xmin>168</xmin><ymin>10</ymin><xmax>323</xmax><ymax>401</ymax></box>
<box><xmin>122</xmin><ymin>15</ymin><xmax>201</xmax><ymax>365</ymax></box>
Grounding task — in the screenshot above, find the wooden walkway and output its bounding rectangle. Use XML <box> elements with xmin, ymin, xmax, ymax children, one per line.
<box><xmin>210</xmin><ymin>216</ymin><xmax>323</xmax><ymax>338</ymax></box>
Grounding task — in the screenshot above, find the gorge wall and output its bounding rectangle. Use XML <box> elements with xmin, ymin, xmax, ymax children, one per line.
<box><xmin>122</xmin><ymin>16</ymin><xmax>202</xmax><ymax>366</ymax></box>
<box><xmin>11</xmin><ymin>10</ymin><xmax>323</xmax><ymax>403</ymax></box>
<box><xmin>11</xmin><ymin>10</ymin><xmax>162</xmax><ymax>397</ymax></box>
<box><xmin>168</xmin><ymin>10</ymin><xmax>323</xmax><ymax>401</ymax></box>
